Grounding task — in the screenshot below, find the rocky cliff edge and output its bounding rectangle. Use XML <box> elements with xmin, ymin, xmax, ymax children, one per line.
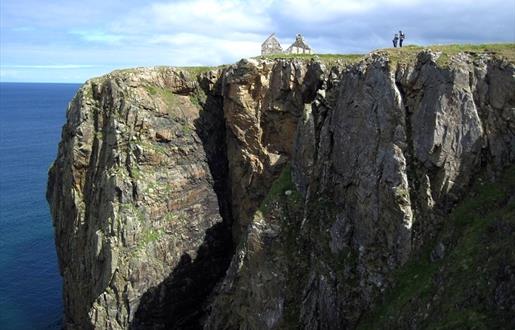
<box><xmin>47</xmin><ymin>45</ymin><xmax>515</xmax><ymax>329</ymax></box>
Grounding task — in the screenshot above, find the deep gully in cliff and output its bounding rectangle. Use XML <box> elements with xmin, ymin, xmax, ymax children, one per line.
<box><xmin>393</xmin><ymin>77</ymin><xmax>422</xmax><ymax>247</ymax></box>
<box><xmin>132</xmin><ymin>76</ymin><xmax>235</xmax><ymax>329</ymax></box>
<box><xmin>180</xmin><ymin>77</ymin><xmax>237</xmax><ymax>328</ymax></box>
<box><xmin>177</xmin><ymin>77</ymin><xmax>235</xmax><ymax>328</ymax></box>
<box><xmin>51</xmin><ymin>48</ymin><xmax>515</xmax><ymax>329</ymax></box>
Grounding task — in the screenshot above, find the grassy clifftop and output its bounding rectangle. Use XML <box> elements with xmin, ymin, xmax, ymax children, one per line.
<box><xmin>379</xmin><ymin>43</ymin><xmax>515</xmax><ymax>66</ymax></box>
<box><xmin>258</xmin><ymin>43</ymin><xmax>515</xmax><ymax>67</ymax></box>
<box><xmin>108</xmin><ymin>44</ymin><xmax>514</xmax><ymax>80</ymax></box>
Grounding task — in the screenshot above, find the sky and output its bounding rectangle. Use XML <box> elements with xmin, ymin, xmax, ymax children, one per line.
<box><xmin>1</xmin><ymin>0</ymin><xmax>514</xmax><ymax>83</ymax></box>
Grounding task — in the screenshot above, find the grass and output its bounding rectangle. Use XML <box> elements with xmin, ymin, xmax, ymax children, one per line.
<box><xmin>140</xmin><ymin>228</ymin><xmax>163</xmax><ymax>245</ymax></box>
<box><xmin>376</xmin><ymin>43</ymin><xmax>515</xmax><ymax>67</ymax></box>
<box><xmin>179</xmin><ymin>64</ymin><xmax>228</xmax><ymax>77</ymax></box>
<box><xmin>258</xmin><ymin>53</ymin><xmax>365</xmax><ymax>67</ymax></box>
<box><xmin>181</xmin><ymin>124</ymin><xmax>193</xmax><ymax>135</ymax></box>
<box><xmin>252</xmin><ymin>163</ymin><xmax>306</xmax><ymax>328</ymax></box>
<box><xmin>179</xmin><ymin>66</ymin><xmax>215</xmax><ymax>76</ymax></box>
<box><xmin>189</xmin><ymin>87</ymin><xmax>207</xmax><ymax>108</ymax></box>
<box><xmin>88</xmin><ymin>43</ymin><xmax>515</xmax><ymax>88</ymax></box>
<box><xmin>259</xmin><ymin>165</ymin><xmax>302</xmax><ymax>214</ymax></box>
<box><xmin>144</xmin><ymin>85</ymin><xmax>181</xmax><ymax>113</ymax></box>
<box><xmin>133</xmin><ymin>228</ymin><xmax>165</xmax><ymax>254</ymax></box>
<box><xmin>130</xmin><ymin>166</ymin><xmax>142</xmax><ymax>181</ymax></box>
<box><xmin>164</xmin><ymin>212</ymin><xmax>180</xmax><ymax>222</ymax></box>
<box><xmin>138</xmin><ymin>139</ymin><xmax>168</xmax><ymax>157</ymax></box>
<box><xmin>257</xmin><ymin>43</ymin><xmax>514</xmax><ymax>69</ymax></box>
<box><xmin>108</xmin><ymin>65</ymin><xmax>225</xmax><ymax>79</ymax></box>
<box><xmin>120</xmin><ymin>202</ymin><xmax>145</xmax><ymax>222</ymax></box>
<box><xmin>145</xmin><ymin>85</ymin><xmax>159</xmax><ymax>96</ymax></box>
<box><xmin>357</xmin><ymin>165</ymin><xmax>515</xmax><ymax>329</ymax></box>
<box><xmin>94</xmin><ymin>131</ymin><xmax>103</xmax><ymax>140</ymax></box>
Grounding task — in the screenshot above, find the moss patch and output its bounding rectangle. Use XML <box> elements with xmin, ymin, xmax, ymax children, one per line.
<box><xmin>256</xmin><ymin>164</ymin><xmax>306</xmax><ymax>328</ymax></box>
<box><xmin>259</xmin><ymin>165</ymin><xmax>302</xmax><ymax>214</ymax></box>
<box><xmin>144</xmin><ymin>86</ymin><xmax>182</xmax><ymax>113</ymax></box>
<box><xmin>120</xmin><ymin>203</ymin><xmax>145</xmax><ymax>222</ymax></box>
<box><xmin>189</xmin><ymin>88</ymin><xmax>207</xmax><ymax>108</ymax></box>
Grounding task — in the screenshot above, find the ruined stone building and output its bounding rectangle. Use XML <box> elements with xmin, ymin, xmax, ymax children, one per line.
<box><xmin>261</xmin><ymin>33</ymin><xmax>314</xmax><ymax>56</ymax></box>
<box><xmin>261</xmin><ymin>33</ymin><xmax>283</xmax><ymax>55</ymax></box>
<box><xmin>285</xmin><ymin>34</ymin><xmax>313</xmax><ymax>54</ymax></box>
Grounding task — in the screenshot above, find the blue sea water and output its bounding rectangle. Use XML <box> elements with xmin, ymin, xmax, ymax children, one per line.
<box><xmin>0</xmin><ymin>82</ymin><xmax>81</xmax><ymax>329</ymax></box>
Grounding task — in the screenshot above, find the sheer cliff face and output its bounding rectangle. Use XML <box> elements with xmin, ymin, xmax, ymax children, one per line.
<box><xmin>48</xmin><ymin>51</ymin><xmax>515</xmax><ymax>329</ymax></box>
<box><xmin>206</xmin><ymin>53</ymin><xmax>515</xmax><ymax>329</ymax></box>
<box><xmin>47</xmin><ymin>67</ymin><xmax>232</xmax><ymax>329</ymax></box>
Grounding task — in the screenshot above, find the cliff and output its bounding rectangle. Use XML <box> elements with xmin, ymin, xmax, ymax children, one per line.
<box><xmin>47</xmin><ymin>44</ymin><xmax>515</xmax><ymax>329</ymax></box>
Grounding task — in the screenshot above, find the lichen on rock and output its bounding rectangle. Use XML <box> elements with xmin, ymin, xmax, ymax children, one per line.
<box><xmin>47</xmin><ymin>66</ymin><xmax>232</xmax><ymax>329</ymax></box>
<box><xmin>48</xmin><ymin>47</ymin><xmax>515</xmax><ymax>329</ymax></box>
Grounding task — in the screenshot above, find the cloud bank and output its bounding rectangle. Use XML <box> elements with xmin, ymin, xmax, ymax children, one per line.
<box><xmin>1</xmin><ymin>0</ymin><xmax>513</xmax><ymax>82</ymax></box>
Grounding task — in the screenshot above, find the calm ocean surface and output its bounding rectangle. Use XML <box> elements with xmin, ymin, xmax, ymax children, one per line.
<box><xmin>0</xmin><ymin>82</ymin><xmax>81</xmax><ymax>329</ymax></box>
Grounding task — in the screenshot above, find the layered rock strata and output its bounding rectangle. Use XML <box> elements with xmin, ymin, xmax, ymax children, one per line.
<box><xmin>48</xmin><ymin>50</ymin><xmax>515</xmax><ymax>329</ymax></box>
<box><xmin>47</xmin><ymin>67</ymin><xmax>232</xmax><ymax>329</ymax></box>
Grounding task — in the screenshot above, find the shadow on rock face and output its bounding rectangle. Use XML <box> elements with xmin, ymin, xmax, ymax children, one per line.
<box><xmin>130</xmin><ymin>81</ymin><xmax>234</xmax><ymax>329</ymax></box>
<box><xmin>130</xmin><ymin>221</ymin><xmax>232</xmax><ymax>329</ymax></box>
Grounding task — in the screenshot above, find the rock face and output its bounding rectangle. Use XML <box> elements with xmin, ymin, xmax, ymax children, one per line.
<box><xmin>205</xmin><ymin>51</ymin><xmax>515</xmax><ymax>329</ymax></box>
<box><xmin>48</xmin><ymin>49</ymin><xmax>515</xmax><ymax>329</ymax></box>
<box><xmin>47</xmin><ymin>67</ymin><xmax>232</xmax><ymax>329</ymax></box>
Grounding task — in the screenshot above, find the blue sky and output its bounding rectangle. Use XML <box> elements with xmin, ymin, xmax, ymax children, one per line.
<box><xmin>1</xmin><ymin>0</ymin><xmax>514</xmax><ymax>83</ymax></box>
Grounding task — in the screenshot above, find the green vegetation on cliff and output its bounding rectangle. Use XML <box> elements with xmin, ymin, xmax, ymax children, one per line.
<box><xmin>49</xmin><ymin>45</ymin><xmax>515</xmax><ymax>329</ymax></box>
<box><xmin>380</xmin><ymin>43</ymin><xmax>515</xmax><ymax>67</ymax></box>
<box><xmin>259</xmin><ymin>165</ymin><xmax>301</xmax><ymax>213</ymax></box>
<box><xmin>258</xmin><ymin>43</ymin><xmax>514</xmax><ymax>68</ymax></box>
<box><xmin>145</xmin><ymin>85</ymin><xmax>181</xmax><ymax>111</ymax></box>
<box><xmin>358</xmin><ymin>166</ymin><xmax>515</xmax><ymax>329</ymax></box>
<box><xmin>179</xmin><ymin>66</ymin><xmax>216</xmax><ymax>76</ymax></box>
<box><xmin>258</xmin><ymin>53</ymin><xmax>364</xmax><ymax>66</ymax></box>
<box><xmin>256</xmin><ymin>165</ymin><xmax>307</xmax><ymax>329</ymax></box>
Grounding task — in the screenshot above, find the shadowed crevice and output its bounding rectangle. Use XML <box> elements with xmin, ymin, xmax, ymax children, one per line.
<box><xmin>130</xmin><ymin>80</ymin><xmax>234</xmax><ymax>329</ymax></box>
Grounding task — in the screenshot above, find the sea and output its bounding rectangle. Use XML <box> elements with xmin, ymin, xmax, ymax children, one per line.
<box><xmin>0</xmin><ymin>82</ymin><xmax>81</xmax><ymax>329</ymax></box>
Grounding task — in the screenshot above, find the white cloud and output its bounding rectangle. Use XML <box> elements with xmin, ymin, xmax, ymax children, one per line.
<box><xmin>65</xmin><ymin>0</ymin><xmax>515</xmax><ymax>60</ymax></box>
<box><xmin>109</xmin><ymin>0</ymin><xmax>274</xmax><ymax>35</ymax></box>
<box><xmin>273</xmin><ymin>0</ymin><xmax>426</xmax><ymax>23</ymax></box>
<box><xmin>149</xmin><ymin>0</ymin><xmax>272</xmax><ymax>32</ymax></box>
<box><xmin>1</xmin><ymin>0</ymin><xmax>513</xmax><ymax>82</ymax></box>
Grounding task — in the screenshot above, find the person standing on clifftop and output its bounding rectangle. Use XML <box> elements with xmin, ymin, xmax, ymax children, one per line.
<box><xmin>393</xmin><ymin>34</ymin><xmax>399</xmax><ymax>47</ymax></box>
<box><xmin>399</xmin><ymin>30</ymin><xmax>406</xmax><ymax>47</ymax></box>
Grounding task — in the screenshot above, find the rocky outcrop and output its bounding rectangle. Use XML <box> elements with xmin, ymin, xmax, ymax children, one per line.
<box><xmin>222</xmin><ymin>58</ymin><xmax>325</xmax><ymax>240</ymax></box>
<box><xmin>295</xmin><ymin>52</ymin><xmax>514</xmax><ymax>328</ymax></box>
<box><xmin>205</xmin><ymin>51</ymin><xmax>515</xmax><ymax>329</ymax></box>
<box><xmin>357</xmin><ymin>165</ymin><xmax>515</xmax><ymax>329</ymax></box>
<box><xmin>48</xmin><ymin>48</ymin><xmax>515</xmax><ymax>329</ymax></box>
<box><xmin>47</xmin><ymin>67</ymin><xmax>232</xmax><ymax>329</ymax></box>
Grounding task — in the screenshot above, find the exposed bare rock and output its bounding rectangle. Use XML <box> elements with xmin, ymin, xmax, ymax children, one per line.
<box><xmin>48</xmin><ymin>49</ymin><xmax>515</xmax><ymax>329</ymax></box>
<box><xmin>47</xmin><ymin>67</ymin><xmax>232</xmax><ymax>329</ymax></box>
<box><xmin>222</xmin><ymin>58</ymin><xmax>325</xmax><ymax>240</ymax></box>
<box><xmin>206</xmin><ymin>52</ymin><xmax>514</xmax><ymax>329</ymax></box>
